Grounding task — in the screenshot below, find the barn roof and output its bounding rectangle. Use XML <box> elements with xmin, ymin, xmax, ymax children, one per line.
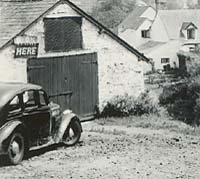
<box><xmin>0</xmin><ymin>0</ymin><xmax>59</xmax><ymax>48</ymax></box>
<box><xmin>158</xmin><ymin>9</ymin><xmax>200</xmax><ymax>39</ymax></box>
<box><xmin>0</xmin><ymin>0</ymin><xmax>149</xmax><ymax>62</ymax></box>
<box><xmin>119</xmin><ymin>6</ymin><xmax>149</xmax><ymax>32</ymax></box>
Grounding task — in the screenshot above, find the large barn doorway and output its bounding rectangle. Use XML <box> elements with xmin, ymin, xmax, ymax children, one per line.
<box><xmin>28</xmin><ymin>53</ymin><xmax>98</xmax><ymax>120</ymax></box>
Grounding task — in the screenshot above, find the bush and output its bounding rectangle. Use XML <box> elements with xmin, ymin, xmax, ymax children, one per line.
<box><xmin>159</xmin><ymin>81</ymin><xmax>200</xmax><ymax>125</ymax></box>
<box><xmin>101</xmin><ymin>91</ymin><xmax>159</xmax><ymax>117</ymax></box>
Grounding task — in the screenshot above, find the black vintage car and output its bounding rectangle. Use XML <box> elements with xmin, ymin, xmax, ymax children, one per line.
<box><xmin>0</xmin><ymin>82</ymin><xmax>82</xmax><ymax>165</ymax></box>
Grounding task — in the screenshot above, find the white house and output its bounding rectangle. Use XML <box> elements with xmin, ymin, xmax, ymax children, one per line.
<box><xmin>118</xmin><ymin>4</ymin><xmax>200</xmax><ymax>73</ymax></box>
<box><xmin>0</xmin><ymin>0</ymin><xmax>148</xmax><ymax>119</ymax></box>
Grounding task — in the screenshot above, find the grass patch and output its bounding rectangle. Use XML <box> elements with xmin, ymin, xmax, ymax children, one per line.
<box><xmin>89</xmin><ymin>127</ymin><xmax>126</xmax><ymax>136</ymax></box>
<box><xmin>96</xmin><ymin>113</ymin><xmax>200</xmax><ymax>136</ymax></box>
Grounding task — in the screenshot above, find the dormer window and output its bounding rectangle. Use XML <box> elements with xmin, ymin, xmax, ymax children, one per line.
<box><xmin>181</xmin><ymin>22</ymin><xmax>197</xmax><ymax>40</ymax></box>
<box><xmin>141</xmin><ymin>30</ymin><xmax>150</xmax><ymax>38</ymax></box>
<box><xmin>187</xmin><ymin>28</ymin><xmax>195</xmax><ymax>39</ymax></box>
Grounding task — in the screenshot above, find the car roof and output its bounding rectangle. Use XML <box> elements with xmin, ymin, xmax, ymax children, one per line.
<box><xmin>0</xmin><ymin>82</ymin><xmax>42</xmax><ymax>108</ymax></box>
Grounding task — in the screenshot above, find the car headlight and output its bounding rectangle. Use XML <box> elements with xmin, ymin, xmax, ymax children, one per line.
<box><xmin>52</xmin><ymin>109</ymin><xmax>60</xmax><ymax>117</ymax></box>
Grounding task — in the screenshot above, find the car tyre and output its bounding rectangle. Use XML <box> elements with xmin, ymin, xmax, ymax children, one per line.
<box><xmin>63</xmin><ymin>120</ymin><xmax>81</xmax><ymax>146</ymax></box>
<box><xmin>7</xmin><ymin>132</ymin><xmax>25</xmax><ymax>165</ymax></box>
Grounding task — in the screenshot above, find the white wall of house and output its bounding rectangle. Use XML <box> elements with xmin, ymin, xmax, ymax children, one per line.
<box><xmin>0</xmin><ymin>3</ymin><xmax>145</xmax><ymax>109</ymax></box>
<box><xmin>144</xmin><ymin>41</ymin><xmax>180</xmax><ymax>71</ymax></box>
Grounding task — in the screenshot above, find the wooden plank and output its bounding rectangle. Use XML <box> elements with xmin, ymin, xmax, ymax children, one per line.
<box><xmin>27</xmin><ymin>53</ymin><xmax>98</xmax><ymax>118</ymax></box>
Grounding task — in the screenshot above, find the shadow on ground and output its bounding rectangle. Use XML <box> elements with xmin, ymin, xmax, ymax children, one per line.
<box><xmin>0</xmin><ymin>141</ymin><xmax>84</xmax><ymax>167</ymax></box>
<box><xmin>0</xmin><ymin>144</ymin><xmax>61</xmax><ymax>167</ymax></box>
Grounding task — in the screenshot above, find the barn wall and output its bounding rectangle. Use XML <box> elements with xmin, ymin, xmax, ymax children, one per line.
<box><xmin>82</xmin><ymin>19</ymin><xmax>144</xmax><ymax>109</ymax></box>
<box><xmin>0</xmin><ymin>3</ymin><xmax>145</xmax><ymax>109</ymax></box>
<box><xmin>0</xmin><ymin>45</ymin><xmax>27</xmax><ymax>82</ymax></box>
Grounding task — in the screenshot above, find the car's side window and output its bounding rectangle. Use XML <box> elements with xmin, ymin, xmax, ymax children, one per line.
<box><xmin>23</xmin><ymin>90</ymin><xmax>37</xmax><ymax>108</ymax></box>
<box><xmin>9</xmin><ymin>95</ymin><xmax>21</xmax><ymax>114</ymax></box>
<box><xmin>39</xmin><ymin>91</ymin><xmax>48</xmax><ymax>106</ymax></box>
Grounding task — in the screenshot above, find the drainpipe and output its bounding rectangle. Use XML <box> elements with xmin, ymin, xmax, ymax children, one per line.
<box><xmin>155</xmin><ymin>0</ymin><xmax>158</xmax><ymax>16</ymax></box>
<box><xmin>183</xmin><ymin>0</ymin><xmax>188</xmax><ymax>9</ymax></box>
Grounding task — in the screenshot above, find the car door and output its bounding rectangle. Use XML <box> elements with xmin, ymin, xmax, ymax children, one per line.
<box><xmin>37</xmin><ymin>90</ymin><xmax>51</xmax><ymax>143</ymax></box>
<box><xmin>22</xmin><ymin>90</ymin><xmax>50</xmax><ymax>147</ymax></box>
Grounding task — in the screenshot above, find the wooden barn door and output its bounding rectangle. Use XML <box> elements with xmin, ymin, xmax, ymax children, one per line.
<box><xmin>27</xmin><ymin>53</ymin><xmax>98</xmax><ymax>119</ymax></box>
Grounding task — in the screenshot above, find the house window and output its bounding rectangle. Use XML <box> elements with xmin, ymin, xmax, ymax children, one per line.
<box><xmin>161</xmin><ymin>58</ymin><xmax>170</xmax><ymax>64</ymax></box>
<box><xmin>187</xmin><ymin>28</ymin><xmax>195</xmax><ymax>39</ymax></box>
<box><xmin>189</xmin><ymin>46</ymin><xmax>195</xmax><ymax>52</ymax></box>
<box><xmin>44</xmin><ymin>17</ymin><xmax>82</xmax><ymax>52</ymax></box>
<box><xmin>141</xmin><ymin>30</ymin><xmax>150</xmax><ymax>38</ymax></box>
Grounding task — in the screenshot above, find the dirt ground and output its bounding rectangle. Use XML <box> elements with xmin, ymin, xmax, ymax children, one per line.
<box><xmin>0</xmin><ymin>121</ymin><xmax>200</xmax><ymax>179</ymax></box>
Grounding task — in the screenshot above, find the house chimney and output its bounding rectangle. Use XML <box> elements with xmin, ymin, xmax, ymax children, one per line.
<box><xmin>155</xmin><ymin>0</ymin><xmax>167</xmax><ymax>10</ymax></box>
<box><xmin>183</xmin><ymin>0</ymin><xmax>188</xmax><ymax>9</ymax></box>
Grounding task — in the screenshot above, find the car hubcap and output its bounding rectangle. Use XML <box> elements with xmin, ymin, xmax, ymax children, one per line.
<box><xmin>10</xmin><ymin>140</ymin><xmax>21</xmax><ymax>157</ymax></box>
<box><xmin>66</xmin><ymin>128</ymin><xmax>75</xmax><ymax>141</ymax></box>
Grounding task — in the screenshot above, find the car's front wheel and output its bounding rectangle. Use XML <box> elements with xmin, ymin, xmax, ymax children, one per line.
<box><xmin>7</xmin><ymin>132</ymin><xmax>25</xmax><ymax>165</ymax></box>
<box><xmin>63</xmin><ymin>120</ymin><xmax>82</xmax><ymax>146</ymax></box>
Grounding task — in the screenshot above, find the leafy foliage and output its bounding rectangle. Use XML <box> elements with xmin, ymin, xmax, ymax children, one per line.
<box><xmin>101</xmin><ymin>91</ymin><xmax>159</xmax><ymax>117</ymax></box>
<box><xmin>91</xmin><ymin>0</ymin><xmax>200</xmax><ymax>30</ymax></box>
<box><xmin>91</xmin><ymin>0</ymin><xmax>136</xmax><ymax>29</ymax></box>
<box><xmin>159</xmin><ymin>80</ymin><xmax>200</xmax><ymax>125</ymax></box>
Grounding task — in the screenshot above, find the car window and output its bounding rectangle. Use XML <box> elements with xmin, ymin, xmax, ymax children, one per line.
<box><xmin>23</xmin><ymin>90</ymin><xmax>37</xmax><ymax>108</ymax></box>
<box><xmin>39</xmin><ymin>91</ymin><xmax>48</xmax><ymax>106</ymax></box>
<box><xmin>9</xmin><ymin>95</ymin><xmax>21</xmax><ymax>114</ymax></box>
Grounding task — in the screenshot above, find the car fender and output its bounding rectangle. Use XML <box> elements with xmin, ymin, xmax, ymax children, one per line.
<box><xmin>55</xmin><ymin>110</ymin><xmax>81</xmax><ymax>143</ymax></box>
<box><xmin>0</xmin><ymin>120</ymin><xmax>24</xmax><ymax>154</ymax></box>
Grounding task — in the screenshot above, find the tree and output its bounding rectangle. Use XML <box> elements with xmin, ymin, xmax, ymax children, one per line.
<box><xmin>91</xmin><ymin>0</ymin><xmax>136</xmax><ymax>29</ymax></box>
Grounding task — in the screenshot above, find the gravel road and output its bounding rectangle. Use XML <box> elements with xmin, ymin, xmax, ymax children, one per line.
<box><xmin>0</xmin><ymin>121</ymin><xmax>200</xmax><ymax>179</ymax></box>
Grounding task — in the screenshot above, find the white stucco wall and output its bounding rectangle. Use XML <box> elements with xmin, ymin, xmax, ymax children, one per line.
<box><xmin>0</xmin><ymin>46</ymin><xmax>27</xmax><ymax>82</ymax></box>
<box><xmin>0</xmin><ymin>2</ymin><xmax>145</xmax><ymax>109</ymax></box>
<box><xmin>144</xmin><ymin>40</ymin><xmax>180</xmax><ymax>71</ymax></box>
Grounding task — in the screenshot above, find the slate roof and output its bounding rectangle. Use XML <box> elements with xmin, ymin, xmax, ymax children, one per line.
<box><xmin>0</xmin><ymin>0</ymin><xmax>60</xmax><ymax>49</ymax></box>
<box><xmin>177</xmin><ymin>50</ymin><xmax>200</xmax><ymax>59</ymax></box>
<box><xmin>137</xmin><ymin>40</ymin><xmax>166</xmax><ymax>53</ymax></box>
<box><xmin>158</xmin><ymin>9</ymin><xmax>200</xmax><ymax>39</ymax></box>
<box><xmin>119</xmin><ymin>6</ymin><xmax>149</xmax><ymax>32</ymax></box>
<box><xmin>0</xmin><ymin>0</ymin><xmax>149</xmax><ymax>62</ymax></box>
